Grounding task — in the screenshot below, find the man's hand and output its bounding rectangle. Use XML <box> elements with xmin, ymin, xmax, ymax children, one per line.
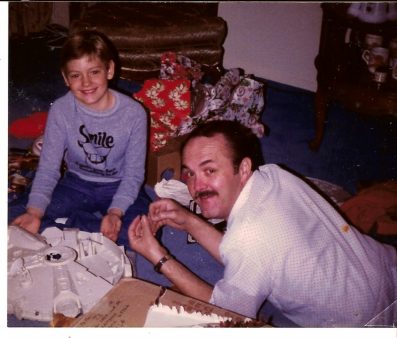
<box><xmin>128</xmin><ymin>214</ymin><xmax>213</xmax><ymax>303</ymax></box>
<box><xmin>10</xmin><ymin>207</ymin><xmax>42</xmax><ymax>234</ymax></box>
<box><xmin>128</xmin><ymin>215</ymin><xmax>167</xmax><ymax>263</ymax></box>
<box><xmin>100</xmin><ymin>208</ymin><xmax>122</xmax><ymax>242</ymax></box>
<box><xmin>148</xmin><ymin>198</ymin><xmax>198</xmax><ymax>233</ymax></box>
<box><xmin>148</xmin><ymin>198</ymin><xmax>223</xmax><ymax>262</ymax></box>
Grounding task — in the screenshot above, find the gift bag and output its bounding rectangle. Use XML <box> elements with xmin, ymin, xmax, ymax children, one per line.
<box><xmin>176</xmin><ymin>68</ymin><xmax>266</xmax><ymax>138</ymax></box>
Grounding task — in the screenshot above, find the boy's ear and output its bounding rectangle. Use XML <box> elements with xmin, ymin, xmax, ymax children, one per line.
<box><xmin>107</xmin><ymin>60</ymin><xmax>115</xmax><ymax>80</ymax></box>
<box><xmin>61</xmin><ymin>72</ymin><xmax>70</xmax><ymax>87</ymax></box>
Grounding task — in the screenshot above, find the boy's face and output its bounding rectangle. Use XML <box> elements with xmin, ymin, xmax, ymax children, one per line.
<box><xmin>181</xmin><ymin>134</ymin><xmax>252</xmax><ymax>220</ymax></box>
<box><xmin>62</xmin><ymin>55</ymin><xmax>115</xmax><ymax>111</ymax></box>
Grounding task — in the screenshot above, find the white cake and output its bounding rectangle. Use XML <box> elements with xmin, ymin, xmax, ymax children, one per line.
<box><xmin>143</xmin><ymin>303</ymin><xmax>236</xmax><ymax>327</ymax></box>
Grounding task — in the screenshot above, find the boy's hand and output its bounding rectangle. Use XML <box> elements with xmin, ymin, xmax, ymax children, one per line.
<box><xmin>101</xmin><ymin>210</ymin><xmax>122</xmax><ymax>242</ymax></box>
<box><xmin>10</xmin><ymin>207</ymin><xmax>42</xmax><ymax>234</ymax></box>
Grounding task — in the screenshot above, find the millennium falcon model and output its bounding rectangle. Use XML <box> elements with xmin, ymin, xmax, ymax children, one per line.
<box><xmin>8</xmin><ymin>225</ymin><xmax>132</xmax><ymax>322</ymax></box>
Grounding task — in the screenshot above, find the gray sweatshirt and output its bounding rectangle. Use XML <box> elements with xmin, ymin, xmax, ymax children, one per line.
<box><xmin>27</xmin><ymin>89</ymin><xmax>148</xmax><ymax>214</ymax></box>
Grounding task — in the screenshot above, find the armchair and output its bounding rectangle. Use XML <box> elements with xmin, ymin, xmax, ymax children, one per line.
<box><xmin>70</xmin><ymin>2</ymin><xmax>228</xmax><ymax>81</ymax></box>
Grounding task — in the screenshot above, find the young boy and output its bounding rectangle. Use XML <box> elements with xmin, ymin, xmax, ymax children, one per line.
<box><xmin>9</xmin><ymin>30</ymin><xmax>150</xmax><ymax>246</ymax></box>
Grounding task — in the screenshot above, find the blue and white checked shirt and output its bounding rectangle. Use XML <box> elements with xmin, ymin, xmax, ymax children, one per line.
<box><xmin>210</xmin><ymin>164</ymin><xmax>397</xmax><ymax>327</ymax></box>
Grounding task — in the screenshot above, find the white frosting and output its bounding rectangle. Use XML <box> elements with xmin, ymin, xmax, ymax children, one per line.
<box><xmin>143</xmin><ymin>303</ymin><xmax>233</xmax><ymax>327</ymax></box>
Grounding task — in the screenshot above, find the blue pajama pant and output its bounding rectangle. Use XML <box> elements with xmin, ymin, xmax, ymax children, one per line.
<box><xmin>8</xmin><ymin>171</ymin><xmax>151</xmax><ymax>248</ymax></box>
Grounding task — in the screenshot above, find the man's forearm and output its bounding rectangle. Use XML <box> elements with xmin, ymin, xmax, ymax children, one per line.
<box><xmin>157</xmin><ymin>254</ymin><xmax>213</xmax><ymax>303</ymax></box>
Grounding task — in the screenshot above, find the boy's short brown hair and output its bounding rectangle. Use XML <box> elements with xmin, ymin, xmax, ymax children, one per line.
<box><xmin>60</xmin><ymin>30</ymin><xmax>118</xmax><ymax>71</ymax></box>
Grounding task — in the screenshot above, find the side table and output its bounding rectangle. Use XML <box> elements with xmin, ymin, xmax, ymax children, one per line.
<box><xmin>310</xmin><ymin>3</ymin><xmax>397</xmax><ymax>150</ymax></box>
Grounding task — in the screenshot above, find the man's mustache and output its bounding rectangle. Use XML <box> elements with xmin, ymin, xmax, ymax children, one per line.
<box><xmin>194</xmin><ymin>191</ymin><xmax>218</xmax><ymax>199</ymax></box>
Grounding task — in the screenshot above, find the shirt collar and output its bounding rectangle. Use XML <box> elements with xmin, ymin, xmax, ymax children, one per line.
<box><xmin>227</xmin><ymin>170</ymin><xmax>257</xmax><ymax>228</ymax></box>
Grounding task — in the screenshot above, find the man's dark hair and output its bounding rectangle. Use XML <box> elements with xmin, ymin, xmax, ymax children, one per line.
<box><xmin>181</xmin><ymin>120</ymin><xmax>264</xmax><ymax>172</ymax></box>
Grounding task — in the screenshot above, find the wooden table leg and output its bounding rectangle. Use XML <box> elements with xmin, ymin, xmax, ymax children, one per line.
<box><xmin>309</xmin><ymin>89</ymin><xmax>328</xmax><ymax>151</ymax></box>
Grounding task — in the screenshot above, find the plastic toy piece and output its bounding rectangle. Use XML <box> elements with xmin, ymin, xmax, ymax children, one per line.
<box><xmin>8</xmin><ymin>226</ymin><xmax>132</xmax><ymax>322</ymax></box>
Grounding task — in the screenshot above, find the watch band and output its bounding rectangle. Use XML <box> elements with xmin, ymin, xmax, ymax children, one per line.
<box><xmin>154</xmin><ymin>254</ymin><xmax>173</xmax><ymax>273</ymax></box>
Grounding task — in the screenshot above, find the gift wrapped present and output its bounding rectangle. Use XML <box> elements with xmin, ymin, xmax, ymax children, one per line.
<box><xmin>134</xmin><ymin>79</ymin><xmax>191</xmax><ymax>152</ymax></box>
<box><xmin>159</xmin><ymin>51</ymin><xmax>204</xmax><ymax>88</ymax></box>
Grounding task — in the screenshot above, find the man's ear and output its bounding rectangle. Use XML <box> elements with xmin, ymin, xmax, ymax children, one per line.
<box><xmin>239</xmin><ymin>157</ymin><xmax>252</xmax><ymax>181</ymax></box>
<box><xmin>107</xmin><ymin>60</ymin><xmax>115</xmax><ymax>80</ymax></box>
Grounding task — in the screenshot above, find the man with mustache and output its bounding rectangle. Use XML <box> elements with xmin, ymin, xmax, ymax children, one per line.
<box><xmin>128</xmin><ymin>120</ymin><xmax>397</xmax><ymax>327</ymax></box>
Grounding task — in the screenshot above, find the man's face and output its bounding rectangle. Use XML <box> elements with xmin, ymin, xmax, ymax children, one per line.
<box><xmin>182</xmin><ymin>134</ymin><xmax>251</xmax><ymax>220</ymax></box>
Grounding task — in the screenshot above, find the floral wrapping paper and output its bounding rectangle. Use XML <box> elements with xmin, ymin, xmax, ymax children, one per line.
<box><xmin>134</xmin><ymin>79</ymin><xmax>191</xmax><ymax>152</ymax></box>
<box><xmin>176</xmin><ymin>68</ymin><xmax>266</xmax><ymax>138</ymax></box>
<box><xmin>159</xmin><ymin>52</ymin><xmax>204</xmax><ymax>88</ymax></box>
<box><xmin>135</xmin><ymin>53</ymin><xmax>266</xmax><ymax>152</ymax></box>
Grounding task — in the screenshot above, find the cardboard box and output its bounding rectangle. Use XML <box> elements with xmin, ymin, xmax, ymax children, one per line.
<box><xmin>67</xmin><ymin>278</ymin><xmax>260</xmax><ymax>327</ymax></box>
<box><xmin>146</xmin><ymin>135</ymin><xmax>187</xmax><ymax>187</ymax></box>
